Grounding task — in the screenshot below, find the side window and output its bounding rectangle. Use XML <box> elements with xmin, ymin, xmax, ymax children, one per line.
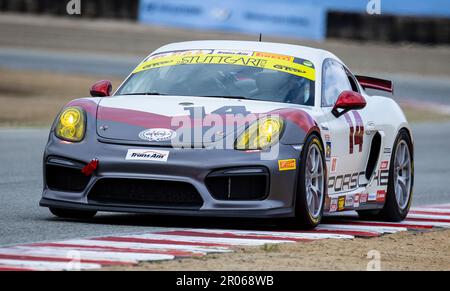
<box><xmin>322</xmin><ymin>60</ymin><xmax>352</xmax><ymax>107</ymax></box>
<box><xmin>347</xmin><ymin>71</ymin><xmax>360</xmax><ymax>92</ymax></box>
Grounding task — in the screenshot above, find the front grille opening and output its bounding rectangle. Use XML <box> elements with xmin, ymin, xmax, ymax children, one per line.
<box><xmin>206</xmin><ymin>168</ymin><xmax>269</xmax><ymax>201</ymax></box>
<box><xmin>46</xmin><ymin>164</ymin><xmax>90</xmax><ymax>192</ymax></box>
<box><xmin>88</xmin><ymin>178</ymin><xmax>203</xmax><ymax>209</ymax></box>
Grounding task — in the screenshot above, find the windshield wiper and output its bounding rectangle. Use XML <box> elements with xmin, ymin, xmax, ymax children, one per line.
<box><xmin>121</xmin><ymin>92</ymin><xmax>167</xmax><ymax>96</ymax></box>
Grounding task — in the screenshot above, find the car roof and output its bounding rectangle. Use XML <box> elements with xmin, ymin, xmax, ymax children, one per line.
<box><xmin>151</xmin><ymin>40</ymin><xmax>342</xmax><ymax>67</ymax></box>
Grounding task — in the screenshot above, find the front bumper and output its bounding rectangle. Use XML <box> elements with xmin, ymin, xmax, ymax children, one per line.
<box><xmin>40</xmin><ymin>134</ymin><xmax>301</xmax><ymax>218</ymax></box>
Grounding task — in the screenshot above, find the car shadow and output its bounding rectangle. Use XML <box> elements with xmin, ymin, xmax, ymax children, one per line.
<box><xmin>43</xmin><ymin>212</ymin><xmax>356</xmax><ymax>231</ymax></box>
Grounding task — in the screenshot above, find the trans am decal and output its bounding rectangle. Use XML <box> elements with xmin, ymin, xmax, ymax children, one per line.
<box><xmin>125</xmin><ymin>149</ymin><xmax>170</xmax><ymax>162</ymax></box>
<box><xmin>133</xmin><ymin>52</ymin><xmax>316</xmax><ymax>81</ymax></box>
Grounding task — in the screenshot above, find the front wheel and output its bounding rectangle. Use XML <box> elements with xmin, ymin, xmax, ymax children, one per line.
<box><xmin>358</xmin><ymin>129</ymin><xmax>414</xmax><ymax>221</ymax></box>
<box><xmin>49</xmin><ymin>207</ymin><xmax>97</xmax><ymax>220</ymax></box>
<box><xmin>292</xmin><ymin>134</ymin><xmax>326</xmax><ymax>229</ymax></box>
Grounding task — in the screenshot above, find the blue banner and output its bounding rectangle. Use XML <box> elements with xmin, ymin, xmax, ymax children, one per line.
<box><xmin>139</xmin><ymin>0</ymin><xmax>327</xmax><ymax>41</ymax></box>
<box><xmin>139</xmin><ymin>0</ymin><xmax>450</xmax><ymax>41</ymax></box>
<box><xmin>275</xmin><ymin>0</ymin><xmax>450</xmax><ymax>18</ymax></box>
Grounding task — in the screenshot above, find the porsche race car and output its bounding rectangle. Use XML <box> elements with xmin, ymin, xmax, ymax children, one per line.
<box><xmin>40</xmin><ymin>41</ymin><xmax>414</xmax><ymax>229</ymax></box>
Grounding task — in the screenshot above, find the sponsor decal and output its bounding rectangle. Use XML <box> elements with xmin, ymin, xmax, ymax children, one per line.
<box><xmin>213</xmin><ymin>49</ymin><xmax>253</xmax><ymax>56</ymax></box>
<box><xmin>126</xmin><ymin>149</ymin><xmax>170</xmax><ymax>162</ymax></box>
<box><xmin>380</xmin><ymin>161</ymin><xmax>389</xmax><ymax>170</ymax></box>
<box><xmin>330</xmin><ymin>198</ymin><xmax>338</xmax><ymax>212</ymax></box>
<box><xmin>360</xmin><ymin>193</ymin><xmax>368</xmax><ymax>204</ymax></box>
<box><xmin>345</xmin><ymin>195</ymin><xmax>354</xmax><ymax>207</ymax></box>
<box><xmin>330</xmin><ymin>157</ymin><xmax>338</xmax><ymax>174</ymax></box>
<box><xmin>368</xmin><ymin>192</ymin><xmax>377</xmax><ymax>201</ymax></box>
<box><xmin>139</xmin><ymin>128</ymin><xmax>177</xmax><ymax>142</ymax></box>
<box><xmin>133</xmin><ymin>53</ymin><xmax>316</xmax><ymax>81</ymax></box>
<box><xmin>328</xmin><ymin>170</ymin><xmax>389</xmax><ymax>192</ymax></box>
<box><xmin>147</xmin><ymin>49</ymin><xmax>214</xmax><ymax>61</ymax></box>
<box><xmin>338</xmin><ymin>197</ymin><xmax>345</xmax><ymax>211</ymax></box>
<box><xmin>324</xmin><ymin>134</ymin><xmax>331</xmax><ymax>142</ymax></box>
<box><xmin>253</xmin><ymin>51</ymin><xmax>294</xmax><ymax>62</ymax></box>
<box><xmin>384</xmin><ymin>148</ymin><xmax>392</xmax><ymax>154</ymax></box>
<box><xmin>353</xmin><ymin>193</ymin><xmax>361</xmax><ymax>208</ymax></box>
<box><xmin>376</xmin><ymin>190</ymin><xmax>386</xmax><ymax>202</ymax></box>
<box><xmin>303</xmin><ymin>60</ymin><xmax>314</xmax><ymax>67</ymax></box>
<box><xmin>326</xmin><ymin>142</ymin><xmax>332</xmax><ymax>160</ymax></box>
<box><xmin>278</xmin><ymin>159</ymin><xmax>297</xmax><ymax>171</ymax></box>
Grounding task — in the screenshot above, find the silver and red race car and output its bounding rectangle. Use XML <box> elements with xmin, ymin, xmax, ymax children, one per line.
<box><xmin>40</xmin><ymin>41</ymin><xmax>414</xmax><ymax>229</ymax></box>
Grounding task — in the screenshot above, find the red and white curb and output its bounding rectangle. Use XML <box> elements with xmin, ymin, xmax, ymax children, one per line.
<box><xmin>1</xmin><ymin>205</ymin><xmax>449</xmax><ymax>271</ymax></box>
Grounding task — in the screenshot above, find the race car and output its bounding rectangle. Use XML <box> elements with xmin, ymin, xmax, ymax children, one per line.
<box><xmin>40</xmin><ymin>41</ymin><xmax>414</xmax><ymax>229</ymax></box>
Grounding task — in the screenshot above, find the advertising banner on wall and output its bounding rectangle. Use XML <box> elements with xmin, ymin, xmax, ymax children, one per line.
<box><xmin>288</xmin><ymin>0</ymin><xmax>450</xmax><ymax>18</ymax></box>
<box><xmin>139</xmin><ymin>0</ymin><xmax>450</xmax><ymax>41</ymax></box>
<box><xmin>139</xmin><ymin>0</ymin><xmax>327</xmax><ymax>41</ymax></box>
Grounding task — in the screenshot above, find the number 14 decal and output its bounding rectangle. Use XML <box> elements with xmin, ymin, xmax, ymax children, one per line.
<box><xmin>344</xmin><ymin>112</ymin><xmax>364</xmax><ymax>154</ymax></box>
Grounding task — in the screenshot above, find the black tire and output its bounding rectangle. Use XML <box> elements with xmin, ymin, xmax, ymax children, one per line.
<box><xmin>358</xmin><ymin>129</ymin><xmax>414</xmax><ymax>221</ymax></box>
<box><xmin>49</xmin><ymin>207</ymin><xmax>97</xmax><ymax>219</ymax></box>
<box><xmin>291</xmin><ymin>134</ymin><xmax>327</xmax><ymax>229</ymax></box>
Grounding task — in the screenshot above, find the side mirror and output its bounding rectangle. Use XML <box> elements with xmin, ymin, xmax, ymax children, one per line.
<box><xmin>90</xmin><ymin>80</ymin><xmax>112</xmax><ymax>97</ymax></box>
<box><xmin>332</xmin><ymin>91</ymin><xmax>367</xmax><ymax>117</ymax></box>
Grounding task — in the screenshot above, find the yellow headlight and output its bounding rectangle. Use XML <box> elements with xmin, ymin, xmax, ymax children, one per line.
<box><xmin>236</xmin><ymin>117</ymin><xmax>284</xmax><ymax>150</ymax></box>
<box><xmin>55</xmin><ymin>107</ymin><xmax>85</xmax><ymax>142</ymax></box>
<box><xmin>60</xmin><ymin>108</ymin><xmax>81</xmax><ymax>127</ymax></box>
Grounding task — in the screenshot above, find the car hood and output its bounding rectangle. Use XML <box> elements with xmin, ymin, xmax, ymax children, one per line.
<box><xmin>96</xmin><ymin>95</ymin><xmax>314</xmax><ymax>146</ymax></box>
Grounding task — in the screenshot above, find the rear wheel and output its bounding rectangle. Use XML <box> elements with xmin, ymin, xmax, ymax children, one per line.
<box><xmin>358</xmin><ymin>129</ymin><xmax>414</xmax><ymax>221</ymax></box>
<box><xmin>292</xmin><ymin>135</ymin><xmax>326</xmax><ymax>229</ymax></box>
<box><xmin>49</xmin><ymin>207</ymin><xmax>97</xmax><ymax>219</ymax></box>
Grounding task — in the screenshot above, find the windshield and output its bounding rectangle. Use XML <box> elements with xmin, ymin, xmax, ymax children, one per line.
<box><xmin>117</xmin><ymin>50</ymin><xmax>316</xmax><ymax>106</ymax></box>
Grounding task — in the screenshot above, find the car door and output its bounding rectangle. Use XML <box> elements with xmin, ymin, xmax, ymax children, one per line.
<box><xmin>320</xmin><ymin>59</ymin><xmax>372</xmax><ymax>196</ymax></box>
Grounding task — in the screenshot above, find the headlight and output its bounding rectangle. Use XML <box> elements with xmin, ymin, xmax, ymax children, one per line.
<box><xmin>55</xmin><ymin>107</ymin><xmax>86</xmax><ymax>142</ymax></box>
<box><xmin>235</xmin><ymin>116</ymin><xmax>284</xmax><ymax>150</ymax></box>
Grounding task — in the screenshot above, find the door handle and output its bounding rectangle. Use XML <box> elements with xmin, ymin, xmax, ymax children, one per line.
<box><xmin>366</xmin><ymin>122</ymin><xmax>377</xmax><ymax>135</ymax></box>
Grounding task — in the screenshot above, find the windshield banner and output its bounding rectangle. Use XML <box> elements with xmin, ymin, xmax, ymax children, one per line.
<box><xmin>133</xmin><ymin>52</ymin><xmax>316</xmax><ymax>81</ymax></box>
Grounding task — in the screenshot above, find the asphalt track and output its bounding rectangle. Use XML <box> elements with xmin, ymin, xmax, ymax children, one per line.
<box><xmin>1</xmin><ymin>47</ymin><xmax>450</xmax><ymax>106</ymax></box>
<box><xmin>0</xmin><ymin>122</ymin><xmax>449</xmax><ymax>247</ymax></box>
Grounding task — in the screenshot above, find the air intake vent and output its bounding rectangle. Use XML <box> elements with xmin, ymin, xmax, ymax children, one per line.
<box><xmin>88</xmin><ymin>178</ymin><xmax>203</xmax><ymax>209</ymax></box>
<box><xmin>206</xmin><ymin>168</ymin><xmax>269</xmax><ymax>201</ymax></box>
<box><xmin>46</xmin><ymin>164</ymin><xmax>91</xmax><ymax>192</ymax></box>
